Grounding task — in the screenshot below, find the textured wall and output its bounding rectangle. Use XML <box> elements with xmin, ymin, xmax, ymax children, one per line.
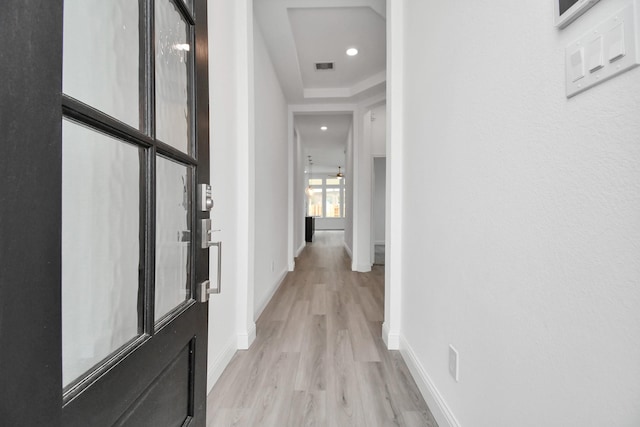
<box><xmin>400</xmin><ymin>0</ymin><xmax>640</xmax><ymax>426</ymax></box>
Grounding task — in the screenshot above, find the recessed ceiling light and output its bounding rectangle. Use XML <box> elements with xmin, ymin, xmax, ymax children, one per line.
<box><xmin>321</xmin><ymin>126</ymin><xmax>328</xmax><ymax>131</ymax></box>
<box><xmin>346</xmin><ymin>48</ymin><xmax>358</xmax><ymax>56</ymax></box>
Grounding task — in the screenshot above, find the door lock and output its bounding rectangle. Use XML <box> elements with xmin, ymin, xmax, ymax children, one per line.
<box><xmin>198</xmin><ymin>184</ymin><xmax>214</xmax><ymax>211</ymax></box>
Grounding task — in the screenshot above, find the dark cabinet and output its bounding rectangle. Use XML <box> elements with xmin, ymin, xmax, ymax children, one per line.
<box><xmin>305</xmin><ymin>216</ymin><xmax>315</xmax><ymax>242</ymax></box>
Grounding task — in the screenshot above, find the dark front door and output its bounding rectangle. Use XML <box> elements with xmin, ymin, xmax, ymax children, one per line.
<box><xmin>0</xmin><ymin>0</ymin><xmax>211</xmax><ymax>426</ymax></box>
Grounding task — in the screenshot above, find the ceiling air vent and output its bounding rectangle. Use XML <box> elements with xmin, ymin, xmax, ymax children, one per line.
<box><xmin>315</xmin><ymin>62</ymin><xmax>335</xmax><ymax>71</ymax></box>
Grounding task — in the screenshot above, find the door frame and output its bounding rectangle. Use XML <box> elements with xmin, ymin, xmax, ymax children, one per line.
<box><xmin>0</xmin><ymin>0</ymin><xmax>64</xmax><ymax>425</ymax></box>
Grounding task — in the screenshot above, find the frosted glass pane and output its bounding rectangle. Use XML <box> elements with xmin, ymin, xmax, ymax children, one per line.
<box><xmin>155</xmin><ymin>0</ymin><xmax>192</xmax><ymax>154</ymax></box>
<box><xmin>155</xmin><ymin>156</ymin><xmax>191</xmax><ymax>321</ymax></box>
<box><xmin>62</xmin><ymin>119</ymin><xmax>141</xmax><ymax>387</ymax></box>
<box><xmin>63</xmin><ymin>0</ymin><xmax>140</xmax><ymax>129</ymax></box>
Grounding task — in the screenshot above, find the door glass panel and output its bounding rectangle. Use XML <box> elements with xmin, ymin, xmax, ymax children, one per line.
<box><xmin>155</xmin><ymin>156</ymin><xmax>192</xmax><ymax>321</ymax></box>
<box><xmin>63</xmin><ymin>0</ymin><xmax>140</xmax><ymax>129</ymax></box>
<box><xmin>155</xmin><ymin>0</ymin><xmax>193</xmax><ymax>154</ymax></box>
<box><xmin>62</xmin><ymin>119</ymin><xmax>142</xmax><ymax>387</ymax></box>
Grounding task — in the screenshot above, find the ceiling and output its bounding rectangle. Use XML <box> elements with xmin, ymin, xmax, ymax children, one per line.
<box><xmin>295</xmin><ymin>113</ymin><xmax>352</xmax><ymax>174</ymax></box>
<box><xmin>254</xmin><ymin>0</ymin><xmax>387</xmax><ymax>174</ymax></box>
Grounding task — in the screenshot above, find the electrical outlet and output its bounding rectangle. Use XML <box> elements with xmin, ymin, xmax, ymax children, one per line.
<box><xmin>449</xmin><ymin>345</ymin><xmax>459</xmax><ymax>382</ymax></box>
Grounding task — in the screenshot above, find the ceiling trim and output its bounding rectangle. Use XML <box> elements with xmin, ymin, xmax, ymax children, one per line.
<box><xmin>303</xmin><ymin>70</ymin><xmax>386</xmax><ymax>99</ymax></box>
<box><xmin>281</xmin><ymin>0</ymin><xmax>385</xmax><ymax>18</ymax></box>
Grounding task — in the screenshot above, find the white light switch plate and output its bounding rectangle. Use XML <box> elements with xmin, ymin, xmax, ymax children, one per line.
<box><xmin>566</xmin><ymin>2</ymin><xmax>639</xmax><ymax>97</ymax></box>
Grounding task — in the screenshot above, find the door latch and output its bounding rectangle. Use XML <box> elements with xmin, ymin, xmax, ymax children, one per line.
<box><xmin>198</xmin><ymin>218</ymin><xmax>222</xmax><ymax>302</ymax></box>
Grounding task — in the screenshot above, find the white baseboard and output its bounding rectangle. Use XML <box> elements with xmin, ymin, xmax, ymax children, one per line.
<box><xmin>353</xmin><ymin>263</ymin><xmax>372</xmax><ymax>272</ymax></box>
<box><xmin>206</xmin><ymin>335</ymin><xmax>237</xmax><ymax>394</ymax></box>
<box><xmin>296</xmin><ymin>242</ymin><xmax>305</xmax><ymax>257</ymax></box>
<box><xmin>254</xmin><ymin>268</ymin><xmax>288</xmax><ymax>320</ymax></box>
<box><xmin>399</xmin><ymin>336</ymin><xmax>461</xmax><ymax>427</ymax></box>
<box><xmin>237</xmin><ymin>323</ymin><xmax>256</xmax><ymax>350</ymax></box>
<box><xmin>382</xmin><ymin>322</ymin><xmax>400</xmax><ymax>350</ymax></box>
<box><xmin>343</xmin><ymin>241</ymin><xmax>353</xmax><ymax>258</ymax></box>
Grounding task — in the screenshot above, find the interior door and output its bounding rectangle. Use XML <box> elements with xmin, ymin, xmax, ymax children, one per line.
<box><xmin>59</xmin><ymin>0</ymin><xmax>210</xmax><ymax>426</ymax></box>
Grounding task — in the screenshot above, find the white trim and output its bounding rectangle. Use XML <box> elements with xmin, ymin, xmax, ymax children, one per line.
<box><xmin>343</xmin><ymin>241</ymin><xmax>353</xmax><ymax>258</ymax></box>
<box><xmin>303</xmin><ymin>71</ymin><xmax>386</xmax><ymax>99</ymax></box>
<box><xmin>400</xmin><ymin>336</ymin><xmax>461</xmax><ymax>427</ymax></box>
<box><xmin>357</xmin><ymin>92</ymin><xmax>387</xmax><ymax>111</ymax></box>
<box><xmin>296</xmin><ymin>242</ymin><xmax>306</xmax><ymax>257</ymax></box>
<box><xmin>289</xmin><ymin>103</ymin><xmax>357</xmax><ymax>112</ymax></box>
<box><xmin>353</xmin><ymin>263</ymin><xmax>372</xmax><ymax>273</ymax></box>
<box><xmin>254</xmin><ymin>268</ymin><xmax>288</xmax><ymax>320</ymax></box>
<box><xmin>206</xmin><ymin>335</ymin><xmax>237</xmax><ymax>394</ymax></box>
<box><xmin>234</xmin><ymin>0</ymin><xmax>256</xmax><ymax>359</ymax></box>
<box><xmin>304</xmin><ymin>87</ymin><xmax>351</xmax><ymax>99</ymax></box>
<box><xmin>237</xmin><ymin>322</ymin><xmax>256</xmax><ymax>350</ymax></box>
<box><xmin>287</xmin><ymin>109</ymin><xmax>295</xmax><ymax>271</ymax></box>
<box><xmin>384</xmin><ymin>0</ymin><xmax>404</xmax><ymax>364</ymax></box>
<box><xmin>374</xmin><ymin>240</ymin><xmax>385</xmax><ymax>245</ymax></box>
<box><xmin>352</xmin><ymin>71</ymin><xmax>386</xmax><ymax>96</ymax></box>
<box><xmin>381</xmin><ymin>321</ymin><xmax>399</xmax><ymax>349</ymax></box>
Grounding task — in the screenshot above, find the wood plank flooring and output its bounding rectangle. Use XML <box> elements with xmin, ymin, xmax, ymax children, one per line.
<box><xmin>207</xmin><ymin>231</ymin><xmax>438</xmax><ymax>427</ymax></box>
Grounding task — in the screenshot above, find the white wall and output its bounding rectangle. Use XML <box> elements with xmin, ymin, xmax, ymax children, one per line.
<box><xmin>352</xmin><ymin>109</ymin><xmax>373</xmax><ymax>272</ymax></box>
<box><xmin>398</xmin><ymin>1</ymin><xmax>640</xmax><ymax>426</ymax></box>
<box><xmin>371</xmin><ymin>104</ymin><xmax>387</xmax><ymax>157</ymax></box>
<box><xmin>344</xmin><ymin>125</ymin><xmax>354</xmax><ymax>256</ymax></box>
<box><xmin>370</xmin><ymin>103</ymin><xmax>387</xmax><ymax>249</ymax></box>
<box><xmin>372</xmin><ymin>157</ymin><xmax>386</xmax><ymax>244</ymax></box>
<box><xmin>315</xmin><ymin>217</ymin><xmax>345</xmax><ymax>230</ymax></box>
<box><xmin>293</xmin><ymin>129</ymin><xmax>305</xmax><ymax>256</ymax></box>
<box><xmin>252</xmin><ymin>20</ymin><xmax>290</xmax><ymax>319</ymax></box>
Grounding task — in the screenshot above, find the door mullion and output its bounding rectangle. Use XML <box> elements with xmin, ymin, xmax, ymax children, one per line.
<box><xmin>145</xmin><ymin>0</ymin><xmax>156</xmax><ymax>139</ymax></box>
<box><xmin>145</xmin><ymin>146</ymin><xmax>157</xmax><ymax>335</ymax></box>
<box><xmin>145</xmin><ymin>0</ymin><xmax>157</xmax><ymax>334</ymax></box>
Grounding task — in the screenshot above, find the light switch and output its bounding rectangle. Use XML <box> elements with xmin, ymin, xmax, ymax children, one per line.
<box><xmin>570</xmin><ymin>47</ymin><xmax>585</xmax><ymax>82</ymax></box>
<box><xmin>565</xmin><ymin>3</ymin><xmax>638</xmax><ymax>98</ymax></box>
<box><xmin>607</xmin><ymin>22</ymin><xmax>625</xmax><ymax>62</ymax></box>
<box><xmin>588</xmin><ymin>36</ymin><xmax>604</xmax><ymax>72</ymax></box>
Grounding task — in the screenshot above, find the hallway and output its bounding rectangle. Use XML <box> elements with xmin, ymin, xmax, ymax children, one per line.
<box><xmin>206</xmin><ymin>231</ymin><xmax>438</xmax><ymax>426</ymax></box>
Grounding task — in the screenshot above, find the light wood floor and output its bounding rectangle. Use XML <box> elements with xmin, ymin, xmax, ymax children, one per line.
<box><xmin>207</xmin><ymin>231</ymin><xmax>438</xmax><ymax>427</ymax></box>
